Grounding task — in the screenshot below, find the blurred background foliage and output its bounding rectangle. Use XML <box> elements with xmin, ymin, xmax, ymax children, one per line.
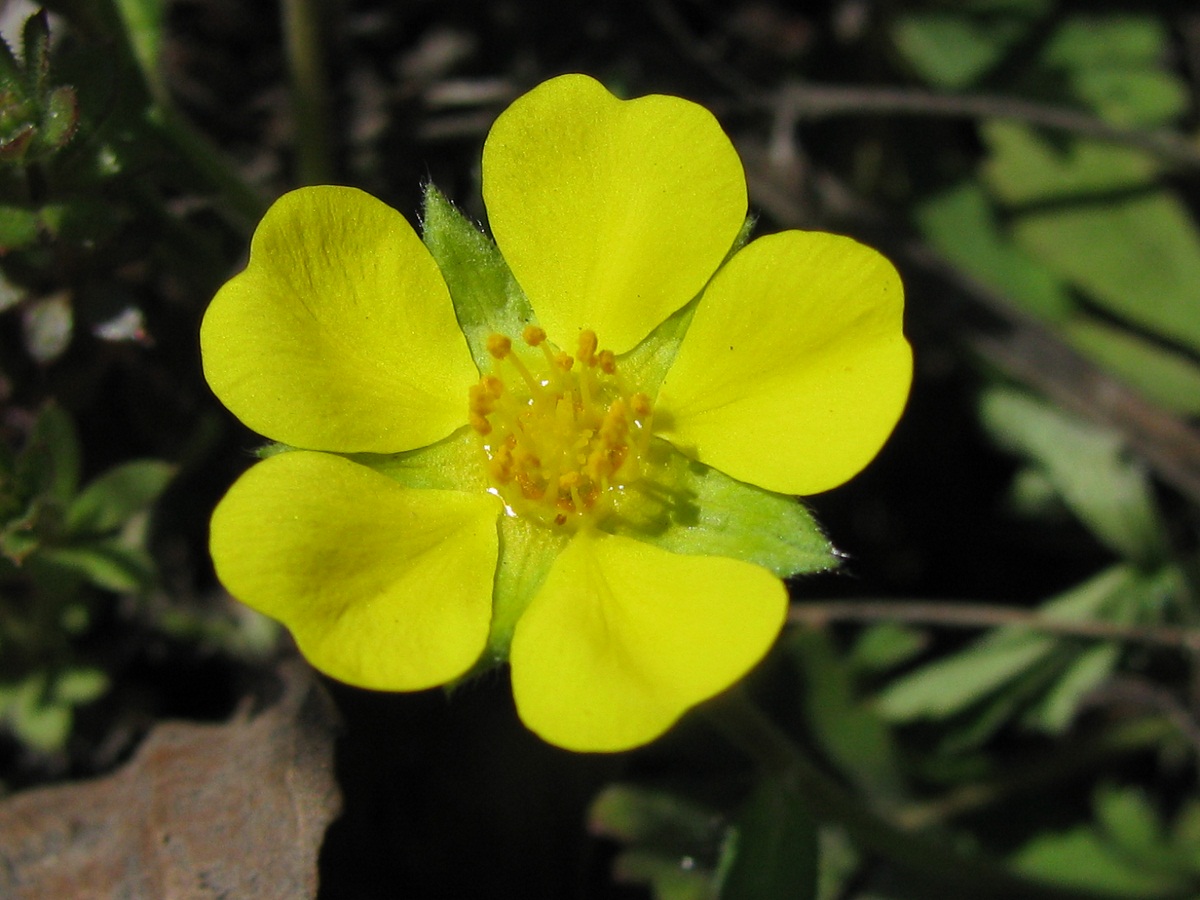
<box><xmin>2</xmin><ymin>0</ymin><xmax>1200</xmax><ymax>898</ymax></box>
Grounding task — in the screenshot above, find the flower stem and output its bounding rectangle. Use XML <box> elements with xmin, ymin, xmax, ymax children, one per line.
<box><xmin>705</xmin><ymin>689</ymin><xmax>1155</xmax><ymax>900</ymax></box>
<box><xmin>281</xmin><ymin>0</ymin><xmax>335</xmax><ymax>185</ymax></box>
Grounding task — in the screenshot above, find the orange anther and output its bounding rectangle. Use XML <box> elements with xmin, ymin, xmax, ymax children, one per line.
<box><xmin>522</xmin><ymin>325</ymin><xmax>547</xmax><ymax>346</ymax></box>
<box><xmin>597</xmin><ymin>349</ymin><xmax>616</xmax><ymax>374</ymax></box>
<box><xmin>487</xmin><ymin>334</ymin><xmax>512</xmax><ymax>359</ymax></box>
<box><xmin>630</xmin><ymin>392</ymin><xmax>653</xmax><ymax>418</ymax></box>
<box><xmin>469</xmin><ymin>412</ymin><xmax>492</xmax><ymax>435</ymax></box>
<box><xmin>577</xmin><ymin>330</ymin><xmax>598</xmax><ymax>366</ymax></box>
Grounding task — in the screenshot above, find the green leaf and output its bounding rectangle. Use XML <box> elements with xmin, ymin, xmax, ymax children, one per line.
<box><xmin>590</xmin><ymin>784</ymin><xmax>724</xmax><ymax>853</ymax></box>
<box><xmin>983</xmin><ymin>124</ymin><xmax>1200</xmax><ymax>355</ymax></box>
<box><xmin>1022</xmin><ymin>641</ymin><xmax>1120</xmax><ymax>733</ymax></box>
<box><xmin>6</xmin><ymin>675</ymin><xmax>72</xmax><ymax>751</ymax></box>
<box><xmin>717</xmin><ymin>775</ymin><xmax>817</xmax><ymax>900</ymax></box>
<box><xmin>607</xmin><ymin>439</ymin><xmax>836</xmax><ymax>579</ymax></box>
<box><xmin>876</xmin><ymin>628</ymin><xmax>1056</xmax><ymax>723</ymax></box>
<box><xmin>51</xmin><ymin>666</ymin><xmax>109</xmax><ymax>705</ymax></box>
<box><xmin>1066</xmin><ymin>316</ymin><xmax>1200</xmax><ymax>416</ymax></box>
<box><xmin>983</xmin><ymin>121</ymin><xmax>1155</xmax><ymax>204</ymax></box>
<box><xmin>1043</xmin><ymin>16</ymin><xmax>1187</xmax><ymax>126</ymax></box>
<box><xmin>112</xmin><ymin>0</ymin><xmax>165</xmax><ymax>101</ymax></box>
<box><xmin>875</xmin><ymin>564</ymin><xmax>1140</xmax><ymax>723</ymax></box>
<box><xmin>1096</xmin><ymin>786</ymin><xmax>1166</xmax><ymax>860</ymax></box>
<box><xmin>16</xmin><ymin>403</ymin><xmax>80</xmax><ymax>505</ymax></box>
<box><xmin>421</xmin><ymin>183</ymin><xmax>535</xmax><ymax>373</ymax></box>
<box><xmin>914</xmin><ymin>181</ymin><xmax>1073</xmax><ymax>320</ymax></box>
<box><xmin>788</xmin><ymin>629</ymin><xmax>906</xmax><ymax>801</ymax></box>
<box><xmin>980</xmin><ymin>387</ymin><xmax>1166</xmax><ymax>564</ymax></box>
<box><xmin>0</xmin><ymin>204</ymin><xmax>40</xmax><ymax>251</ymax></box>
<box><xmin>891</xmin><ymin>11</ymin><xmax>1034</xmax><ymax>89</ymax></box>
<box><xmin>65</xmin><ymin>459</ymin><xmax>174</xmax><ymax>535</ymax></box>
<box><xmin>1013</xmin><ymin>826</ymin><xmax>1186</xmax><ymax>896</ymax></box>
<box><xmin>612</xmin><ymin>851</ymin><xmax>713</xmax><ymax>900</ymax></box>
<box><xmin>847</xmin><ymin>623</ymin><xmax>928</xmax><ymax>675</ymax></box>
<box><xmin>40</xmin><ymin>85</ymin><xmax>78</xmax><ymax>150</ymax></box>
<box><xmin>41</xmin><ymin>540</ymin><xmax>156</xmax><ymax>592</ymax></box>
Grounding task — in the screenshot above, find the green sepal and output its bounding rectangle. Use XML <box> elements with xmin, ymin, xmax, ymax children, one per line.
<box><xmin>421</xmin><ymin>183</ymin><xmax>535</xmax><ymax>374</ymax></box>
<box><xmin>605</xmin><ymin>439</ymin><xmax>836</xmax><ymax>579</ymax></box>
<box><xmin>348</xmin><ymin>426</ymin><xmax>487</xmax><ymax>493</ymax></box>
<box><xmin>485</xmin><ymin>514</ymin><xmax>567</xmax><ymax>661</ymax></box>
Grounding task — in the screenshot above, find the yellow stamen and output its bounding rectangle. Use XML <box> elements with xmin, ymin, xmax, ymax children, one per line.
<box><xmin>469</xmin><ymin>328</ymin><xmax>656</xmax><ymax>527</ymax></box>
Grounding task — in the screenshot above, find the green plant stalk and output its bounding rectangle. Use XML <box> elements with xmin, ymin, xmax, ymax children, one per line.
<box><xmin>281</xmin><ymin>0</ymin><xmax>334</xmax><ymax>186</ymax></box>
<box><xmin>706</xmin><ymin>689</ymin><xmax>1181</xmax><ymax>900</ymax></box>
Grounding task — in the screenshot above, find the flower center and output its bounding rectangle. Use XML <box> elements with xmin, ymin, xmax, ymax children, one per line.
<box><xmin>468</xmin><ymin>326</ymin><xmax>653</xmax><ymax>526</ymax></box>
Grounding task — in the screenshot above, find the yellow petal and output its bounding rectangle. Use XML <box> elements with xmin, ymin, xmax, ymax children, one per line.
<box><xmin>210</xmin><ymin>451</ymin><xmax>499</xmax><ymax>690</ymax></box>
<box><xmin>509</xmin><ymin>530</ymin><xmax>786</xmax><ymax>752</ymax></box>
<box><xmin>657</xmin><ymin>231</ymin><xmax>912</xmax><ymax>495</ymax></box>
<box><xmin>482</xmin><ymin>74</ymin><xmax>746</xmax><ymax>354</ymax></box>
<box><xmin>201</xmin><ymin>186</ymin><xmax>476</xmax><ymax>453</ymax></box>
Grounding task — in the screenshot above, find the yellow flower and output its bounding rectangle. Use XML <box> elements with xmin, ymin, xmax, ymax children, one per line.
<box><xmin>201</xmin><ymin>74</ymin><xmax>911</xmax><ymax>752</ymax></box>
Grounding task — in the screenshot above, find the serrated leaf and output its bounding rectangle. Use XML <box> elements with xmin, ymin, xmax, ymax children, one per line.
<box><xmin>65</xmin><ymin>459</ymin><xmax>173</xmax><ymax>535</ymax></box>
<box><xmin>717</xmin><ymin>776</ymin><xmax>817</xmax><ymax>900</ymax></box>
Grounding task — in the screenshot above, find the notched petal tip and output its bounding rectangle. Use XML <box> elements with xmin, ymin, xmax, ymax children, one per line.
<box><xmin>201</xmin><ymin>185</ymin><xmax>477</xmax><ymax>454</ymax></box>
<box><xmin>657</xmin><ymin>230</ymin><xmax>913</xmax><ymax>496</ymax></box>
<box><xmin>482</xmin><ymin>74</ymin><xmax>748</xmax><ymax>354</ymax></box>
<box><xmin>509</xmin><ymin>530</ymin><xmax>787</xmax><ymax>752</ymax></box>
<box><xmin>210</xmin><ymin>450</ymin><xmax>500</xmax><ymax>691</ymax></box>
